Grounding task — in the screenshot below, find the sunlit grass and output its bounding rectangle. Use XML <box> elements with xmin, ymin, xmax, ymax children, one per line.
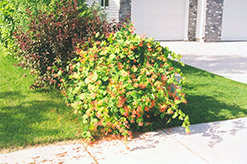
<box><xmin>0</xmin><ymin>47</ymin><xmax>84</xmax><ymax>150</ymax></box>
<box><xmin>173</xmin><ymin>61</ymin><xmax>247</xmax><ymax>126</ymax></box>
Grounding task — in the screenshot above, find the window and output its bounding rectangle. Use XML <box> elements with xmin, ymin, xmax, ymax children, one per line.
<box><xmin>101</xmin><ymin>0</ymin><xmax>109</xmax><ymax>7</ymax></box>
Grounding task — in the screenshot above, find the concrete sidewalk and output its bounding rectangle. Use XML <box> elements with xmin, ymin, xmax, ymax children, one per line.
<box><xmin>1</xmin><ymin>118</ymin><xmax>247</xmax><ymax>164</ymax></box>
<box><xmin>160</xmin><ymin>42</ymin><xmax>247</xmax><ymax>84</ymax></box>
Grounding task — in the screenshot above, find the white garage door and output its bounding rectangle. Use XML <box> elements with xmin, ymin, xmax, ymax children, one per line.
<box><xmin>221</xmin><ymin>0</ymin><xmax>247</xmax><ymax>41</ymax></box>
<box><xmin>131</xmin><ymin>0</ymin><xmax>189</xmax><ymax>40</ymax></box>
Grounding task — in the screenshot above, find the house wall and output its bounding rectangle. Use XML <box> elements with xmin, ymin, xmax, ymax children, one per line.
<box><xmin>86</xmin><ymin>0</ymin><xmax>228</xmax><ymax>42</ymax></box>
<box><xmin>86</xmin><ymin>0</ymin><xmax>97</xmax><ymax>6</ymax></box>
<box><xmin>106</xmin><ymin>0</ymin><xmax>120</xmax><ymax>21</ymax></box>
<box><xmin>119</xmin><ymin>0</ymin><xmax>199</xmax><ymax>41</ymax></box>
<box><xmin>204</xmin><ymin>0</ymin><xmax>224</xmax><ymax>42</ymax></box>
<box><xmin>188</xmin><ymin>0</ymin><xmax>198</xmax><ymax>41</ymax></box>
<box><xmin>86</xmin><ymin>0</ymin><xmax>120</xmax><ymax>22</ymax></box>
<box><xmin>119</xmin><ymin>0</ymin><xmax>200</xmax><ymax>41</ymax></box>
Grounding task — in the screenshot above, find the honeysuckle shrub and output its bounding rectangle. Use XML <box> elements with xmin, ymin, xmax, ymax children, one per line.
<box><xmin>62</xmin><ymin>24</ymin><xmax>190</xmax><ymax>140</ymax></box>
<box><xmin>13</xmin><ymin>0</ymin><xmax>123</xmax><ymax>89</ymax></box>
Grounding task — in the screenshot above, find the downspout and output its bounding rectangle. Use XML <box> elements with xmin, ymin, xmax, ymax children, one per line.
<box><xmin>196</xmin><ymin>0</ymin><xmax>207</xmax><ymax>42</ymax></box>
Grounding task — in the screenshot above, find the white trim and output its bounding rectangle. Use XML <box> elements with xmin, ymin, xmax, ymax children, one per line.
<box><xmin>196</xmin><ymin>0</ymin><xmax>207</xmax><ymax>42</ymax></box>
<box><xmin>184</xmin><ymin>0</ymin><xmax>190</xmax><ymax>40</ymax></box>
<box><xmin>130</xmin><ymin>0</ymin><xmax>134</xmax><ymax>23</ymax></box>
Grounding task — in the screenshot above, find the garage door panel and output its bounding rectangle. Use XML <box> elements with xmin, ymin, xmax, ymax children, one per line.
<box><xmin>132</xmin><ymin>0</ymin><xmax>188</xmax><ymax>40</ymax></box>
<box><xmin>221</xmin><ymin>0</ymin><xmax>247</xmax><ymax>41</ymax></box>
<box><xmin>223</xmin><ymin>29</ymin><xmax>247</xmax><ymax>39</ymax></box>
<box><xmin>136</xmin><ymin>18</ymin><xmax>185</xmax><ymax>27</ymax></box>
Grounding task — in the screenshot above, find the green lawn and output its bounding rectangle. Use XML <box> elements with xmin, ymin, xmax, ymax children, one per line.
<box><xmin>174</xmin><ymin>61</ymin><xmax>247</xmax><ymax>125</ymax></box>
<box><xmin>1</xmin><ymin>45</ymin><xmax>247</xmax><ymax>150</ymax></box>
<box><xmin>0</xmin><ymin>47</ymin><xmax>84</xmax><ymax>150</ymax></box>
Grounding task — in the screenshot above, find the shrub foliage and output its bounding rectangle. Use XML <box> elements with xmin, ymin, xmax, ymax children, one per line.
<box><xmin>0</xmin><ymin>0</ymin><xmax>63</xmax><ymax>52</ymax></box>
<box><xmin>13</xmin><ymin>0</ymin><xmax>122</xmax><ymax>88</ymax></box>
<box><xmin>62</xmin><ymin>24</ymin><xmax>190</xmax><ymax>140</ymax></box>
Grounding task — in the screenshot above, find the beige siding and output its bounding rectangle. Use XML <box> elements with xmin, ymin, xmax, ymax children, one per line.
<box><xmin>86</xmin><ymin>0</ymin><xmax>120</xmax><ymax>21</ymax></box>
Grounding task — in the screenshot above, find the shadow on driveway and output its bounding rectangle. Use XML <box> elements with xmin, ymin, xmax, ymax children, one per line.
<box><xmin>181</xmin><ymin>54</ymin><xmax>247</xmax><ymax>75</ymax></box>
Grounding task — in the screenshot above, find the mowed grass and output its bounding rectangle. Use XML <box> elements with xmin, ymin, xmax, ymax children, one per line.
<box><xmin>0</xmin><ymin>47</ymin><xmax>83</xmax><ymax>150</ymax></box>
<box><xmin>173</xmin><ymin>61</ymin><xmax>247</xmax><ymax>126</ymax></box>
<box><xmin>1</xmin><ymin>44</ymin><xmax>247</xmax><ymax>150</ymax></box>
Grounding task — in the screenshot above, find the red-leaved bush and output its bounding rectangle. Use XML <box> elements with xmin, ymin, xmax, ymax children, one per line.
<box><xmin>14</xmin><ymin>0</ymin><xmax>124</xmax><ymax>88</ymax></box>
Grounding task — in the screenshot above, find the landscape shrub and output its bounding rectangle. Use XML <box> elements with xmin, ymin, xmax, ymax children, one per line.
<box><xmin>0</xmin><ymin>0</ymin><xmax>20</xmax><ymax>52</ymax></box>
<box><xmin>0</xmin><ymin>0</ymin><xmax>52</xmax><ymax>52</ymax></box>
<box><xmin>13</xmin><ymin>0</ymin><xmax>123</xmax><ymax>89</ymax></box>
<box><xmin>62</xmin><ymin>24</ymin><xmax>190</xmax><ymax>140</ymax></box>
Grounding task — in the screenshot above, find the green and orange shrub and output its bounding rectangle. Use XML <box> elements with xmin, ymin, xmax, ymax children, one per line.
<box><xmin>62</xmin><ymin>24</ymin><xmax>190</xmax><ymax>140</ymax></box>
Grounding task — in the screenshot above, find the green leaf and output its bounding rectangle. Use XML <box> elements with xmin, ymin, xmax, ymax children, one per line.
<box><xmin>71</xmin><ymin>101</ymin><xmax>82</xmax><ymax>110</ymax></box>
<box><xmin>185</xmin><ymin>127</ymin><xmax>191</xmax><ymax>134</ymax></box>
<box><xmin>137</xmin><ymin>117</ymin><xmax>143</xmax><ymax>123</ymax></box>
<box><xmin>157</xmin><ymin>89</ymin><xmax>164</xmax><ymax>98</ymax></box>
<box><xmin>125</xmin><ymin>84</ymin><xmax>134</xmax><ymax>90</ymax></box>
<box><xmin>131</xmin><ymin>91</ymin><xmax>137</xmax><ymax>99</ymax></box>
<box><xmin>78</xmin><ymin>93</ymin><xmax>85</xmax><ymax>100</ymax></box>
<box><xmin>102</xmin><ymin>76</ymin><xmax>109</xmax><ymax>82</ymax></box>
<box><xmin>172</xmin><ymin>111</ymin><xmax>178</xmax><ymax>119</ymax></box>
<box><xmin>120</xmin><ymin>108</ymin><xmax>125</xmax><ymax>114</ymax></box>
<box><xmin>154</xmin><ymin>63</ymin><xmax>159</xmax><ymax>68</ymax></box>
<box><xmin>185</xmin><ymin>115</ymin><xmax>190</xmax><ymax>123</ymax></box>
<box><xmin>119</xmin><ymin>53</ymin><xmax>125</xmax><ymax>59</ymax></box>
<box><xmin>160</xmin><ymin>112</ymin><xmax>166</xmax><ymax>119</ymax></box>
<box><xmin>95</xmin><ymin>32</ymin><xmax>99</xmax><ymax>38</ymax></box>
<box><xmin>102</xmin><ymin>90</ymin><xmax>107</xmax><ymax>96</ymax></box>
<box><xmin>58</xmin><ymin>70</ymin><xmax>62</xmax><ymax>76</ymax></box>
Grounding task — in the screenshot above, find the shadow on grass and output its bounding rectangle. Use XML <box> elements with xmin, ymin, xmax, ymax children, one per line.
<box><xmin>152</xmin><ymin>92</ymin><xmax>247</xmax><ymax>131</ymax></box>
<box><xmin>0</xmin><ymin>91</ymin><xmax>26</xmax><ymax>99</ymax></box>
<box><xmin>180</xmin><ymin>94</ymin><xmax>247</xmax><ymax>125</ymax></box>
<box><xmin>0</xmin><ymin>90</ymin><xmax>69</xmax><ymax>148</ymax></box>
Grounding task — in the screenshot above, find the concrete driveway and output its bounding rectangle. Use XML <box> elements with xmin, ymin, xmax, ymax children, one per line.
<box><xmin>160</xmin><ymin>42</ymin><xmax>247</xmax><ymax>84</ymax></box>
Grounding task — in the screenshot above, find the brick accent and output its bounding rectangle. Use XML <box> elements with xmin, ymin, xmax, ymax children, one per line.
<box><xmin>204</xmin><ymin>0</ymin><xmax>224</xmax><ymax>42</ymax></box>
<box><xmin>119</xmin><ymin>0</ymin><xmax>131</xmax><ymax>21</ymax></box>
<box><xmin>188</xmin><ymin>0</ymin><xmax>198</xmax><ymax>41</ymax></box>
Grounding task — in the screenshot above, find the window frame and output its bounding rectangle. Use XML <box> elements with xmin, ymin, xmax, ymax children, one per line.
<box><xmin>100</xmin><ymin>0</ymin><xmax>109</xmax><ymax>8</ymax></box>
